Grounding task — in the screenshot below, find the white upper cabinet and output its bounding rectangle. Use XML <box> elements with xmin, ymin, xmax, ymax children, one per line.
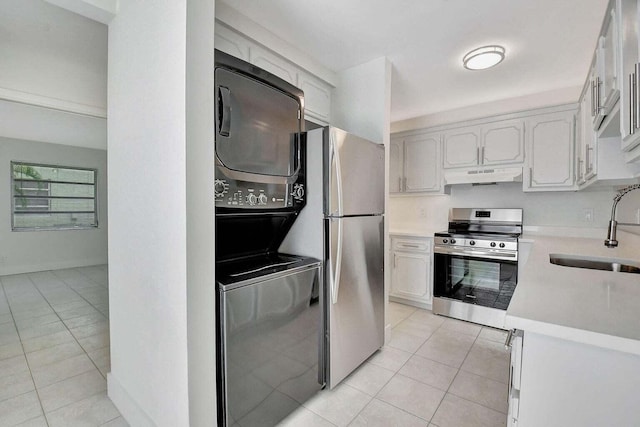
<box><xmin>249</xmin><ymin>45</ymin><xmax>298</xmax><ymax>86</ymax></box>
<box><xmin>443</xmin><ymin>121</ymin><xmax>524</xmax><ymax>169</ymax></box>
<box><xmin>405</xmin><ymin>134</ymin><xmax>442</xmax><ymax>192</ymax></box>
<box><xmin>389</xmin><ymin>138</ymin><xmax>404</xmax><ymax>194</ymax></box>
<box><xmin>390</xmin><ymin>133</ymin><xmax>443</xmax><ymax>194</ymax></box>
<box><xmin>215</xmin><ymin>24</ymin><xmax>251</xmax><ymax>61</ymax></box>
<box><xmin>214</xmin><ymin>24</ymin><xmax>333</xmax><ymax>126</ymax></box>
<box><xmin>482</xmin><ymin>120</ymin><xmax>525</xmax><ymax>166</ymax></box>
<box><xmin>590</xmin><ymin>6</ymin><xmax>619</xmax><ymax>131</ymax></box>
<box><xmin>298</xmin><ymin>72</ymin><xmax>332</xmax><ymax>125</ymax></box>
<box><xmin>524</xmin><ymin>111</ymin><xmax>576</xmax><ymax>192</ymax></box>
<box><xmin>443</xmin><ymin>126</ymin><xmax>481</xmax><ymax>168</ymax></box>
<box><xmin>617</xmin><ymin>0</ymin><xmax>640</xmax><ymax>151</ymax></box>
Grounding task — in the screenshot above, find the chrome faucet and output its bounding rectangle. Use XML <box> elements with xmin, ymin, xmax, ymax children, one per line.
<box><xmin>604</xmin><ymin>184</ymin><xmax>640</xmax><ymax>248</ymax></box>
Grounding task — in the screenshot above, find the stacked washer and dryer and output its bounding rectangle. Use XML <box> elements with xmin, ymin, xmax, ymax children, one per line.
<box><xmin>213</xmin><ymin>50</ymin><xmax>322</xmax><ymax>426</ymax></box>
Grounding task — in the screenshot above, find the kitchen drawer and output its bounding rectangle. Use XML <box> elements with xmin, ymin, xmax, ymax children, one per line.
<box><xmin>391</xmin><ymin>237</ymin><xmax>431</xmax><ymax>252</ymax></box>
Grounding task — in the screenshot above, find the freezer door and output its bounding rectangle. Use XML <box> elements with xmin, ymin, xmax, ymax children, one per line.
<box><xmin>326</xmin><ymin>127</ymin><xmax>385</xmax><ymax>216</ymax></box>
<box><xmin>327</xmin><ymin>215</ymin><xmax>384</xmax><ymax>388</ymax></box>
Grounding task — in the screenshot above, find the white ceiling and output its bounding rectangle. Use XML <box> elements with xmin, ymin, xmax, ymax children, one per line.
<box><xmin>219</xmin><ymin>0</ymin><xmax>610</xmax><ymax>122</ymax></box>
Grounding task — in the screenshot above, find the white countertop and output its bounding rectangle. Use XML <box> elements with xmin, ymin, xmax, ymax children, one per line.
<box><xmin>506</xmin><ymin>232</ymin><xmax>640</xmax><ymax>355</ymax></box>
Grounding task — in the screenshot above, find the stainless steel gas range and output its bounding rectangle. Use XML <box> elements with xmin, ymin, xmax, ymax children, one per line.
<box><xmin>432</xmin><ymin>208</ymin><xmax>523</xmax><ymax>329</ymax></box>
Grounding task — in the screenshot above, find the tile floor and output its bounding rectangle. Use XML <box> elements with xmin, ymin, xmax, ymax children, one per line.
<box><xmin>278</xmin><ymin>302</ymin><xmax>510</xmax><ymax>427</ymax></box>
<box><xmin>1</xmin><ymin>266</ymin><xmax>509</xmax><ymax>427</ymax></box>
<box><xmin>0</xmin><ymin>265</ymin><xmax>127</xmax><ymax>427</ymax></box>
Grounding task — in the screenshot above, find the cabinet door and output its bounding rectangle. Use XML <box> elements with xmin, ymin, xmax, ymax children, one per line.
<box><xmin>618</xmin><ymin>0</ymin><xmax>640</xmax><ymax>150</ymax></box>
<box><xmin>389</xmin><ymin>139</ymin><xmax>404</xmax><ymax>193</ymax></box>
<box><xmin>391</xmin><ymin>251</ymin><xmax>430</xmax><ymax>302</ymax></box>
<box><xmin>250</xmin><ymin>45</ymin><xmax>298</xmax><ymax>86</ymax></box>
<box><xmin>524</xmin><ymin>111</ymin><xmax>576</xmax><ymax>191</ymax></box>
<box><xmin>404</xmin><ymin>133</ymin><xmax>441</xmax><ymax>192</ymax></box>
<box><xmin>600</xmin><ymin>8</ymin><xmax>620</xmax><ymax>115</ymax></box>
<box><xmin>298</xmin><ymin>72</ymin><xmax>331</xmax><ymax>125</ymax></box>
<box><xmin>214</xmin><ymin>24</ymin><xmax>251</xmax><ymax>61</ymax></box>
<box><xmin>443</xmin><ymin>126</ymin><xmax>480</xmax><ymax>169</ymax></box>
<box><xmin>481</xmin><ymin>120</ymin><xmax>525</xmax><ymax>166</ymax></box>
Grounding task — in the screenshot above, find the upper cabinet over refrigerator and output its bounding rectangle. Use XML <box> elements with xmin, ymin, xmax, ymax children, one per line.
<box><xmin>325</xmin><ymin>128</ymin><xmax>385</xmax><ymax>217</ymax></box>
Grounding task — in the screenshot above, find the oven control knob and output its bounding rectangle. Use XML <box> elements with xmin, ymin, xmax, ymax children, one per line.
<box><xmin>469</xmin><ymin>240</ymin><xmax>476</xmax><ymax>246</ymax></box>
<box><xmin>246</xmin><ymin>193</ymin><xmax>257</xmax><ymax>205</ymax></box>
<box><xmin>499</xmin><ymin>242</ymin><xmax>506</xmax><ymax>248</ymax></box>
<box><xmin>257</xmin><ymin>193</ymin><xmax>268</xmax><ymax>205</ymax></box>
<box><xmin>490</xmin><ymin>242</ymin><xmax>496</xmax><ymax>247</ymax></box>
<box><xmin>442</xmin><ymin>239</ymin><xmax>448</xmax><ymax>244</ymax></box>
<box><xmin>450</xmin><ymin>239</ymin><xmax>456</xmax><ymax>244</ymax></box>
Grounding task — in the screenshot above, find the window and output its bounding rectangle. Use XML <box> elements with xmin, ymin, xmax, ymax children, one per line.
<box><xmin>11</xmin><ymin>162</ymin><xmax>98</xmax><ymax>231</ymax></box>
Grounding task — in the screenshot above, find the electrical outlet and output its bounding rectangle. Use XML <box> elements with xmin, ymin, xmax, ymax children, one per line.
<box><xmin>583</xmin><ymin>208</ymin><xmax>594</xmax><ymax>222</ymax></box>
<box><xmin>0</xmin><ymin>256</ymin><xmax>6</xmax><ymax>265</ymax></box>
<box><xmin>419</xmin><ymin>208</ymin><xmax>428</xmax><ymax>218</ymax></box>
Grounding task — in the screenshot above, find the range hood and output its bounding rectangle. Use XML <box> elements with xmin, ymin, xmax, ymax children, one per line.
<box><xmin>444</xmin><ymin>167</ymin><xmax>523</xmax><ymax>185</ymax></box>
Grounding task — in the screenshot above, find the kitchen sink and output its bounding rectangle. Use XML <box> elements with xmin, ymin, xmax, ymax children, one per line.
<box><xmin>549</xmin><ymin>254</ymin><xmax>640</xmax><ymax>274</ymax></box>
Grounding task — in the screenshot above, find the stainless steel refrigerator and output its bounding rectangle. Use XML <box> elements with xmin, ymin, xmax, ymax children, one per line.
<box><xmin>280</xmin><ymin>126</ymin><xmax>385</xmax><ymax>388</ymax></box>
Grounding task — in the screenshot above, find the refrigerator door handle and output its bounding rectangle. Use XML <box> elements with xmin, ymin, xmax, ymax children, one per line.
<box><xmin>331</xmin><ymin>217</ymin><xmax>343</xmax><ymax>305</ymax></box>
<box><xmin>330</xmin><ymin>132</ymin><xmax>344</xmax><ymax>216</ymax></box>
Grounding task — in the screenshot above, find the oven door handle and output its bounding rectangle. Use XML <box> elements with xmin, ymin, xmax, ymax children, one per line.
<box><xmin>434</xmin><ymin>246</ymin><xmax>518</xmax><ymax>262</ymax></box>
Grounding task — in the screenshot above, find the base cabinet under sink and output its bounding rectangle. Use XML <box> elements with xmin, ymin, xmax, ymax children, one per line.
<box><xmin>506</xmin><ymin>330</ymin><xmax>640</xmax><ymax>427</ymax></box>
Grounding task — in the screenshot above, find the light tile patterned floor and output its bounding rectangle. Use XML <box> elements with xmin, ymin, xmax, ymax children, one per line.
<box><xmin>1</xmin><ymin>267</ymin><xmax>509</xmax><ymax>427</ymax></box>
<box><xmin>278</xmin><ymin>302</ymin><xmax>509</xmax><ymax>427</ymax></box>
<box><xmin>0</xmin><ymin>266</ymin><xmax>127</xmax><ymax>427</ymax></box>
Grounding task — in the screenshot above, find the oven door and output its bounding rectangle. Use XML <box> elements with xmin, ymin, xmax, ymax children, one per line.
<box><xmin>433</xmin><ymin>250</ymin><xmax>517</xmax><ymax>310</ymax></box>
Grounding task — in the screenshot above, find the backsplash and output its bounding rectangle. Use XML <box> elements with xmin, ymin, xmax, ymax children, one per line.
<box><xmin>389</xmin><ymin>182</ymin><xmax>627</xmax><ymax>233</ymax></box>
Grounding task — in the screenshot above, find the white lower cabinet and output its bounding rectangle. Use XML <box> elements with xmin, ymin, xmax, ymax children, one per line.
<box><xmin>389</xmin><ymin>236</ymin><xmax>432</xmax><ymax>309</ymax></box>
<box><xmin>508</xmin><ymin>331</ymin><xmax>640</xmax><ymax>427</ymax></box>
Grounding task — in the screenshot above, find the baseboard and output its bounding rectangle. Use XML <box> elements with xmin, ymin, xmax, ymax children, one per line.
<box><xmin>107</xmin><ymin>373</ymin><xmax>156</xmax><ymax>427</ymax></box>
<box><xmin>0</xmin><ymin>257</ymin><xmax>107</xmax><ymax>276</ymax></box>
<box><xmin>389</xmin><ymin>295</ymin><xmax>432</xmax><ymax>311</ymax></box>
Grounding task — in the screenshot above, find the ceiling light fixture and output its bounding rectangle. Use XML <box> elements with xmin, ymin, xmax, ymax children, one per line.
<box><xmin>463</xmin><ymin>45</ymin><xmax>506</xmax><ymax>70</ymax></box>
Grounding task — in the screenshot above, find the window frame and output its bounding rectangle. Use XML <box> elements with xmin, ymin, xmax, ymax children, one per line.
<box><xmin>10</xmin><ymin>161</ymin><xmax>99</xmax><ymax>232</ymax></box>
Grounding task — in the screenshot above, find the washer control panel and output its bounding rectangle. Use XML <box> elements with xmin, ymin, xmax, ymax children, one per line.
<box><xmin>214</xmin><ymin>178</ymin><xmax>305</xmax><ymax>210</ymax></box>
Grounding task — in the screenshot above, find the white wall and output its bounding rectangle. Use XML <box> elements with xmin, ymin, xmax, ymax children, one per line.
<box><xmin>0</xmin><ymin>137</ymin><xmax>108</xmax><ymax>275</ymax></box>
<box><xmin>332</xmin><ymin>57</ymin><xmax>392</xmax><ymax>144</ymax></box>
<box><xmin>107</xmin><ymin>1</ymin><xmax>190</xmax><ymax>425</ymax></box>
<box><xmin>0</xmin><ymin>0</ymin><xmax>108</xmax><ymax>118</ymax></box>
<box><xmin>391</xmin><ymin>86</ymin><xmax>580</xmax><ymax>133</ymax></box>
<box><xmin>186</xmin><ymin>0</ymin><xmax>216</xmax><ymax>426</ymax></box>
<box><xmin>389</xmin><ymin>183</ymin><xmax>618</xmax><ymax>234</ymax></box>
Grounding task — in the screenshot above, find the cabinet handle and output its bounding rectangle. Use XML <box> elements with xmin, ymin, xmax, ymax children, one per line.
<box><xmin>481</xmin><ymin>146</ymin><xmax>485</xmax><ymax>164</ymax></box>
<box><xmin>393</xmin><ymin>254</ymin><xmax>397</xmax><ymax>268</ymax></box>
<box><xmin>635</xmin><ymin>63</ymin><xmax>640</xmax><ymax>130</ymax></box>
<box><xmin>591</xmin><ymin>80</ymin><xmax>596</xmax><ymax>116</ymax></box>
<box><xmin>577</xmin><ymin>158</ymin><xmax>583</xmax><ymax>180</ymax></box>
<box><xmin>476</xmin><ymin>147</ymin><xmax>480</xmax><ymax>164</ymax></box>
<box><xmin>597</xmin><ymin>77</ymin><xmax>602</xmax><ymax>113</ymax></box>
<box><xmin>630</xmin><ymin>72</ymin><xmax>635</xmax><ymax>135</ymax></box>
<box><xmin>400</xmin><ymin>244</ymin><xmax>420</xmax><ymax>248</ymax></box>
<box><xmin>529</xmin><ymin>167</ymin><xmax>533</xmax><ymax>187</ymax></box>
<box><xmin>585</xmin><ymin>144</ymin><xmax>590</xmax><ymax>174</ymax></box>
